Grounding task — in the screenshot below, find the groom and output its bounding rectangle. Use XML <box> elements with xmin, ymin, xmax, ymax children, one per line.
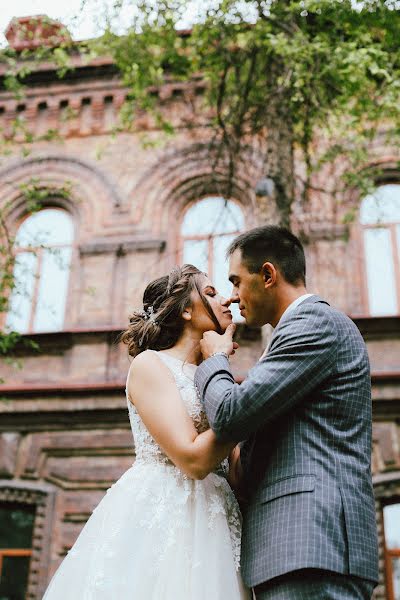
<box><xmin>194</xmin><ymin>226</ymin><xmax>378</xmax><ymax>599</ymax></box>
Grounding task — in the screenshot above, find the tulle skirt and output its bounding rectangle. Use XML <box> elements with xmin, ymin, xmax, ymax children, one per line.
<box><xmin>43</xmin><ymin>461</ymin><xmax>251</xmax><ymax>599</ymax></box>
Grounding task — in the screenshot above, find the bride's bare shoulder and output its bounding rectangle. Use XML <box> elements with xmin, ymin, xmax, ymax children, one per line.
<box><xmin>129</xmin><ymin>350</ymin><xmax>160</xmax><ymax>374</ymax></box>
<box><xmin>128</xmin><ymin>350</ymin><xmax>170</xmax><ymax>384</ymax></box>
<box><xmin>127</xmin><ymin>351</ymin><xmax>175</xmax><ymax>405</ymax></box>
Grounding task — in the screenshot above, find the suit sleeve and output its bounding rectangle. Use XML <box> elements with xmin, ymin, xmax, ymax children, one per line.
<box><xmin>194</xmin><ymin>303</ymin><xmax>338</xmax><ymax>442</ymax></box>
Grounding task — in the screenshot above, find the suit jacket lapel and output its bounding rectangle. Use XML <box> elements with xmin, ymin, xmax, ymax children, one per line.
<box><xmin>242</xmin><ymin>296</ymin><xmax>329</xmax><ymax>489</ymax></box>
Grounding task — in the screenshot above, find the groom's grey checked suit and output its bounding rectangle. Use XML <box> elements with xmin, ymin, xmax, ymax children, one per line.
<box><xmin>194</xmin><ymin>295</ymin><xmax>378</xmax><ymax>597</ymax></box>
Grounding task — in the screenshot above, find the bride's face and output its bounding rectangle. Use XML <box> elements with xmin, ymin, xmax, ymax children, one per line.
<box><xmin>188</xmin><ymin>276</ymin><xmax>233</xmax><ymax>334</ymax></box>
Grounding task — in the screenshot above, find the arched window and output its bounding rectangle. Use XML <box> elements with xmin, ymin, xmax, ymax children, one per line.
<box><xmin>6</xmin><ymin>208</ymin><xmax>74</xmax><ymax>333</ymax></box>
<box><xmin>181</xmin><ymin>197</ymin><xmax>245</xmax><ymax>320</ymax></box>
<box><xmin>0</xmin><ymin>502</ymin><xmax>35</xmax><ymax>599</ymax></box>
<box><xmin>360</xmin><ymin>184</ymin><xmax>400</xmax><ymax>316</ymax></box>
<box><xmin>383</xmin><ymin>502</ymin><xmax>400</xmax><ymax>600</ymax></box>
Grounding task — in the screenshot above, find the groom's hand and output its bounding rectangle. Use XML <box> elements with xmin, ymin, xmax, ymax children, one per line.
<box><xmin>200</xmin><ymin>323</ymin><xmax>239</xmax><ymax>360</ymax></box>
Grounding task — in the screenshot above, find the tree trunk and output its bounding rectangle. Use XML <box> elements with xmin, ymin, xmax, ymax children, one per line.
<box><xmin>261</xmin><ymin>95</ymin><xmax>295</xmax><ymax>228</ymax></box>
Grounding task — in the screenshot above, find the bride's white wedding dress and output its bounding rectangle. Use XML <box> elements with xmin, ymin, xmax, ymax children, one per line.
<box><xmin>43</xmin><ymin>351</ymin><xmax>250</xmax><ymax>599</ymax></box>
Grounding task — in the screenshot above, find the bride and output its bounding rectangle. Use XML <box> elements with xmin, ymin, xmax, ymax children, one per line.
<box><xmin>43</xmin><ymin>264</ymin><xmax>250</xmax><ymax>599</ymax></box>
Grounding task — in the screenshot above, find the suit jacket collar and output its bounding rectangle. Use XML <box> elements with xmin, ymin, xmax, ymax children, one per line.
<box><xmin>270</xmin><ymin>295</ymin><xmax>330</xmax><ymax>343</ymax></box>
<box><xmin>295</xmin><ymin>294</ymin><xmax>329</xmax><ymax>308</ymax></box>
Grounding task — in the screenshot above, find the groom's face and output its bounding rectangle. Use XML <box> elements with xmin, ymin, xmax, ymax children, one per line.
<box><xmin>228</xmin><ymin>249</ymin><xmax>273</xmax><ymax>327</ymax></box>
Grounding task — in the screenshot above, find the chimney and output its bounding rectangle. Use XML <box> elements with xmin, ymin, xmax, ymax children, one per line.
<box><xmin>5</xmin><ymin>15</ymin><xmax>71</xmax><ymax>51</ymax></box>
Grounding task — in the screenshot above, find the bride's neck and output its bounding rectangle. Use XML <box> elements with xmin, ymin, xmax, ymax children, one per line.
<box><xmin>166</xmin><ymin>329</ymin><xmax>203</xmax><ymax>366</ymax></box>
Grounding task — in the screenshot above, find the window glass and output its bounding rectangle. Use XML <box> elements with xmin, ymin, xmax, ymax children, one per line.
<box><xmin>384</xmin><ymin>504</ymin><xmax>400</xmax><ymax>550</ymax></box>
<box><xmin>6</xmin><ymin>208</ymin><xmax>74</xmax><ymax>333</ymax></box>
<box><xmin>181</xmin><ymin>198</ymin><xmax>245</xmax><ymax>321</ymax></box>
<box><xmin>15</xmin><ymin>208</ymin><xmax>74</xmax><ymax>247</ymax></box>
<box><xmin>181</xmin><ymin>197</ymin><xmax>245</xmax><ymax>235</ymax></box>
<box><xmin>397</xmin><ymin>225</ymin><xmax>400</xmax><ymax>263</ymax></box>
<box><xmin>361</xmin><ymin>184</ymin><xmax>400</xmax><ymax>316</ymax></box>
<box><xmin>391</xmin><ymin>557</ymin><xmax>400</xmax><ymax>600</ymax></box>
<box><xmin>0</xmin><ymin>503</ymin><xmax>35</xmax><ymax>548</ymax></box>
<box><xmin>0</xmin><ymin>503</ymin><xmax>35</xmax><ymax>600</ymax></box>
<box><xmin>0</xmin><ymin>555</ymin><xmax>31</xmax><ymax>600</ymax></box>
<box><xmin>5</xmin><ymin>252</ymin><xmax>37</xmax><ymax>333</ymax></box>
<box><xmin>364</xmin><ymin>228</ymin><xmax>398</xmax><ymax>315</ymax></box>
<box><xmin>360</xmin><ymin>184</ymin><xmax>400</xmax><ymax>225</ymax></box>
<box><xmin>183</xmin><ymin>240</ymin><xmax>208</xmax><ymax>273</ymax></box>
<box><xmin>33</xmin><ymin>246</ymin><xmax>73</xmax><ymax>332</ymax></box>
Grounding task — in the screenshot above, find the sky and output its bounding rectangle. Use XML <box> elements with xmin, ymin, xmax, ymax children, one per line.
<box><xmin>0</xmin><ymin>0</ymin><xmax>203</xmax><ymax>47</ymax></box>
<box><xmin>1</xmin><ymin>1</ymin><xmax>398</xmax><ymax>47</ymax></box>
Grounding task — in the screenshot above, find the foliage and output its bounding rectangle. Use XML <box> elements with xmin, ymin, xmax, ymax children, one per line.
<box><xmin>88</xmin><ymin>0</ymin><xmax>400</xmax><ymax>213</ymax></box>
<box><xmin>1</xmin><ymin>2</ymin><xmax>399</xmax><ymax>212</ymax></box>
<box><xmin>0</xmin><ymin>1</ymin><xmax>400</xmax><ymax>358</ymax></box>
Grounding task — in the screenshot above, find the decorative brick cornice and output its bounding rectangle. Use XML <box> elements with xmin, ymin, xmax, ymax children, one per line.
<box><xmin>351</xmin><ymin>315</ymin><xmax>400</xmax><ymax>337</ymax></box>
<box><xmin>0</xmin><ymin>55</ymin><xmax>116</xmax><ymax>79</ymax></box>
<box><xmin>0</xmin><ymin>381</ymin><xmax>125</xmax><ymax>396</ymax></box>
<box><xmin>4</xmin><ymin>373</ymin><xmax>397</xmax><ymax>397</ymax></box>
<box><xmin>298</xmin><ymin>222</ymin><xmax>349</xmax><ymax>243</ymax></box>
<box><xmin>373</xmin><ymin>471</ymin><xmax>400</xmax><ymax>489</ymax></box>
<box><xmin>371</xmin><ymin>372</ymin><xmax>400</xmax><ymax>383</ymax></box>
<box><xmin>1</xmin><ymin>327</ymin><xmax>123</xmax><ymax>355</ymax></box>
<box><xmin>0</xmin><ymin>63</ymin><xmax>206</xmax><ymax>139</ymax></box>
<box><xmin>0</xmin><ymin>409</ymin><xmax>129</xmax><ymax>433</ymax></box>
<box><xmin>79</xmin><ymin>237</ymin><xmax>166</xmax><ymax>256</ymax></box>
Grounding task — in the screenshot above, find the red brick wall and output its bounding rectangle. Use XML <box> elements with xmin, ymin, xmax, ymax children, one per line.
<box><xmin>0</xmin><ymin>55</ymin><xmax>399</xmax><ymax>599</ymax></box>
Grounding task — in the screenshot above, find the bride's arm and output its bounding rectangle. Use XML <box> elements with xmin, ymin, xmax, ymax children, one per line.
<box><xmin>127</xmin><ymin>351</ymin><xmax>235</xmax><ymax>480</ymax></box>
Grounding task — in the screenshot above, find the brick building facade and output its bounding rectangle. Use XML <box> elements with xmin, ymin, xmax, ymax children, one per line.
<box><xmin>0</xmin><ymin>16</ymin><xmax>399</xmax><ymax>600</ymax></box>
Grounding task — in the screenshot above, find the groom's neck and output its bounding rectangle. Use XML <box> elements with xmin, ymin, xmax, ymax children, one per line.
<box><xmin>272</xmin><ymin>284</ymin><xmax>308</xmax><ymax>327</ymax></box>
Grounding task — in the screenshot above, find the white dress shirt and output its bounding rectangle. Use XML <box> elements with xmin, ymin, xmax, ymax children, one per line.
<box><xmin>278</xmin><ymin>293</ymin><xmax>314</xmax><ymax>323</ymax></box>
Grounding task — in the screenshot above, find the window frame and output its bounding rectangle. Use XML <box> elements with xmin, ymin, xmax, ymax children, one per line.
<box><xmin>360</xmin><ymin>183</ymin><xmax>400</xmax><ymax>316</ymax></box>
<box><xmin>178</xmin><ymin>196</ymin><xmax>245</xmax><ymax>282</ymax></box>
<box><xmin>5</xmin><ymin>206</ymin><xmax>76</xmax><ymax>334</ymax></box>
<box><xmin>382</xmin><ymin>499</ymin><xmax>400</xmax><ymax>600</ymax></box>
<box><xmin>0</xmin><ymin>548</ymin><xmax>33</xmax><ymax>595</ymax></box>
<box><xmin>0</xmin><ymin>500</ymin><xmax>35</xmax><ymax>600</ymax></box>
<box><xmin>0</xmin><ymin>482</ymin><xmax>56</xmax><ymax>599</ymax></box>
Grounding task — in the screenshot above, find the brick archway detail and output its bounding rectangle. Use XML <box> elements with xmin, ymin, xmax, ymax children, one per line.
<box><xmin>129</xmin><ymin>142</ymin><xmax>265</xmax><ymax>235</ymax></box>
<box><xmin>0</xmin><ymin>154</ymin><xmax>123</xmax><ymax>236</ymax></box>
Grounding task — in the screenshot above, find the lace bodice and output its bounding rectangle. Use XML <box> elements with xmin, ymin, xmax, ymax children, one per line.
<box><xmin>123</xmin><ymin>351</ymin><xmax>240</xmax><ymax>571</ymax></box>
<box><xmin>126</xmin><ymin>351</ymin><xmax>227</xmax><ymax>473</ymax></box>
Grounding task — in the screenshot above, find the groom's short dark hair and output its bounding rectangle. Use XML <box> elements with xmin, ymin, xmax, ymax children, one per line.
<box><xmin>227</xmin><ymin>225</ymin><xmax>306</xmax><ymax>285</ymax></box>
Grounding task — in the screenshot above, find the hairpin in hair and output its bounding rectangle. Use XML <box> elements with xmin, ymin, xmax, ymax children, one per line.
<box><xmin>139</xmin><ymin>305</ymin><xmax>157</xmax><ymax>322</ymax></box>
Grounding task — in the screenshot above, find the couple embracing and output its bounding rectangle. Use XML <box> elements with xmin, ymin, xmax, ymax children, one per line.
<box><xmin>43</xmin><ymin>226</ymin><xmax>378</xmax><ymax>600</ymax></box>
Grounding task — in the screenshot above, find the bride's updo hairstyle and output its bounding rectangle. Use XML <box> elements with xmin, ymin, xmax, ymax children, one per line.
<box><xmin>121</xmin><ymin>264</ymin><xmax>223</xmax><ymax>358</ymax></box>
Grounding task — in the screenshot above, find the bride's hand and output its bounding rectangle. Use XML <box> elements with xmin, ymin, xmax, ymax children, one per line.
<box><xmin>200</xmin><ymin>323</ymin><xmax>239</xmax><ymax>359</ymax></box>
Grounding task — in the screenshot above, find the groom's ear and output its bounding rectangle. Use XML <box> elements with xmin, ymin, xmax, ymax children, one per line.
<box><xmin>262</xmin><ymin>262</ymin><xmax>276</xmax><ymax>287</ymax></box>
